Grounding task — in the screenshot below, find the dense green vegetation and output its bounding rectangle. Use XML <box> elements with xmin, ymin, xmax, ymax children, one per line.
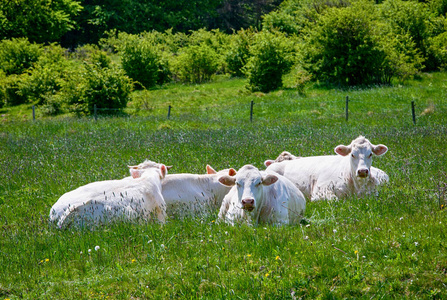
<box><xmin>1</xmin><ymin>73</ymin><xmax>447</xmax><ymax>299</ymax></box>
<box><xmin>1</xmin><ymin>0</ymin><xmax>446</xmax><ymax>115</ymax></box>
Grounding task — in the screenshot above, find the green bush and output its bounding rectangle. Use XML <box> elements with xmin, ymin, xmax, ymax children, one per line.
<box><xmin>243</xmin><ymin>30</ymin><xmax>295</xmax><ymax>92</ymax></box>
<box><xmin>0</xmin><ymin>38</ymin><xmax>42</xmax><ymax>75</ymax></box>
<box><xmin>172</xmin><ymin>44</ymin><xmax>220</xmax><ymax>83</ymax></box>
<box><xmin>73</xmin><ymin>44</ymin><xmax>111</xmax><ymax>68</ymax></box>
<box><xmin>428</xmin><ymin>30</ymin><xmax>447</xmax><ymax>71</ymax></box>
<box><xmin>262</xmin><ymin>10</ymin><xmax>300</xmax><ymax>35</ymax></box>
<box><xmin>0</xmin><ymin>73</ymin><xmax>27</xmax><ymax>106</ymax></box>
<box><xmin>302</xmin><ymin>2</ymin><xmax>385</xmax><ymax>86</ymax></box>
<box><xmin>380</xmin><ymin>0</ymin><xmax>436</xmax><ymax>70</ymax></box>
<box><xmin>15</xmin><ymin>44</ymin><xmax>71</xmax><ymax>105</ymax></box>
<box><xmin>79</xmin><ymin>64</ymin><xmax>133</xmax><ymax>114</ymax></box>
<box><xmin>119</xmin><ymin>35</ymin><xmax>168</xmax><ymax>89</ymax></box>
<box><xmin>225</xmin><ymin>28</ymin><xmax>256</xmax><ymax>77</ymax></box>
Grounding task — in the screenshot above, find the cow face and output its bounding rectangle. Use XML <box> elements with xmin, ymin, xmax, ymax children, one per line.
<box><xmin>219</xmin><ymin>165</ymin><xmax>278</xmax><ymax>211</ymax></box>
<box><xmin>334</xmin><ymin>136</ymin><xmax>388</xmax><ymax>180</ymax></box>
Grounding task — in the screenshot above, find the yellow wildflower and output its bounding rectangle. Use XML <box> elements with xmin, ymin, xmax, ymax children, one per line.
<box><xmin>265</xmin><ymin>273</ymin><xmax>269</xmax><ymax>277</ymax></box>
<box><xmin>45</xmin><ymin>258</ymin><xmax>49</xmax><ymax>262</ymax></box>
<box><xmin>275</xmin><ymin>256</ymin><xmax>280</xmax><ymax>260</ymax></box>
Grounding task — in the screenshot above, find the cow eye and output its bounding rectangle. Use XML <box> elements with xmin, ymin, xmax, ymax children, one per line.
<box><xmin>368</xmin><ymin>153</ymin><xmax>373</xmax><ymax>158</ymax></box>
<box><xmin>351</xmin><ymin>154</ymin><xmax>355</xmax><ymax>158</ymax></box>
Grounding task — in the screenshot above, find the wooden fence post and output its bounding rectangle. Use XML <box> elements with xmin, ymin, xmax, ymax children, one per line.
<box><xmin>411</xmin><ymin>101</ymin><xmax>416</xmax><ymax>125</ymax></box>
<box><xmin>345</xmin><ymin>96</ymin><xmax>349</xmax><ymax>121</ymax></box>
<box><xmin>250</xmin><ymin>100</ymin><xmax>254</xmax><ymax>122</ymax></box>
<box><xmin>32</xmin><ymin>105</ymin><xmax>35</xmax><ymax>121</ymax></box>
<box><xmin>167</xmin><ymin>105</ymin><xmax>172</xmax><ymax>119</ymax></box>
<box><xmin>94</xmin><ymin>104</ymin><xmax>97</xmax><ymax>121</ymax></box>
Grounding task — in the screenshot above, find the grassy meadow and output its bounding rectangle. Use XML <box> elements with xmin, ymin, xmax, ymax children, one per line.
<box><xmin>1</xmin><ymin>72</ymin><xmax>447</xmax><ymax>299</ymax></box>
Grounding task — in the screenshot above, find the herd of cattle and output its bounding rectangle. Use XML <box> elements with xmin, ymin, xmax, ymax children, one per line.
<box><xmin>49</xmin><ymin>136</ymin><xmax>389</xmax><ymax>228</ymax></box>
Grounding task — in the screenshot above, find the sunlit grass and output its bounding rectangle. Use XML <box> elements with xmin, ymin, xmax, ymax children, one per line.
<box><xmin>1</xmin><ymin>72</ymin><xmax>447</xmax><ymax>299</ymax></box>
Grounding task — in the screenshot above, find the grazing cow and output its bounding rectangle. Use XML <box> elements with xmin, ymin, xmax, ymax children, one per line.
<box><xmin>266</xmin><ymin>136</ymin><xmax>389</xmax><ymax>201</ymax></box>
<box><xmin>264</xmin><ymin>151</ymin><xmax>300</xmax><ymax>167</ymax></box>
<box><xmin>49</xmin><ymin>160</ymin><xmax>168</xmax><ymax>228</ymax></box>
<box><xmin>162</xmin><ymin>165</ymin><xmax>236</xmax><ymax>218</ymax></box>
<box><xmin>218</xmin><ymin>165</ymin><xmax>306</xmax><ymax>225</ymax></box>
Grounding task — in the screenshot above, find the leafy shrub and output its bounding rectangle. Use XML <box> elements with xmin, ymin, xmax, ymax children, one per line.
<box><xmin>15</xmin><ymin>44</ymin><xmax>71</xmax><ymax>105</ymax></box>
<box><xmin>243</xmin><ymin>30</ymin><xmax>295</xmax><ymax>92</ymax></box>
<box><xmin>0</xmin><ymin>38</ymin><xmax>42</xmax><ymax>75</ymax></box>
<box><xmin>262</xmin><ymin>11</ymin><xmax>300</xmax><ymax>35</ymax></box>
<box><xmin>172</xmin><ymin>44</ymin><xmax>220</xmax><ymax>83</ymax></box>
<box><xmin>119</xmin><ymin>35</ymin><xmax>168</xmax><ymax>89</ymax></box>
<box><xmin>301</xmin><ymin>1</ymin><xmax>423</xmax><ymax>86</ymax></box>
<box><xmin>380</xmin><ymin>0</ymin><xmax>436</xmax><ymax>70</ymax></box>
<box><xmin>427</xmin><ymin>30</ymin><xmax>447</xmax><ymax>71</ymax></box>
<box><xmin>0</xmin><ymin>73</ymin><xmax>27</xmax><ymax>106</ymax></box>
<box><xmin>73</xmin><ymin>44</ymin><xmax>111</xmax><ymax>68</ymax></box>
<box><xmin>78</xmin><ymin>64</ymin><xmax>133</xmax><ymax>114</ymax></box>
<box><xmin>379</xmin><ymin>31</ymin><xmax>425</xmax><ymax>83</ymax></box>
<box><xmin>225</xmin><ymin>28</ymin><xmax>256</xmax><ymax>77</ymax></box>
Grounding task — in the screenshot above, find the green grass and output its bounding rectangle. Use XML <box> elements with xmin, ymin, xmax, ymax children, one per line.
<box><xmin>1</xmin><ymin>72</ymin><xmax>447</xmax><ymax>299</ymax></box>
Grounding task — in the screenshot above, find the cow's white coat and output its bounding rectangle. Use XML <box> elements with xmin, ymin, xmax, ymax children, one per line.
<box><xmin>162</xmin><ymin>165</ymin><xmax>236</xmax><ymax>218</ymax></box>
<box><xmin>218</xmin><ymin>165</ymin><xmax>306</xmax><ymax>225</ymax></box>
<box><xmin>49</xmin><ymin>160</ymin><xmax>168</xmax><ymax>228</ymax></box>
<box><xmin>266</xmin><ymin>136</ymin><xmax>388</xmax><ymax>201</ymax></box>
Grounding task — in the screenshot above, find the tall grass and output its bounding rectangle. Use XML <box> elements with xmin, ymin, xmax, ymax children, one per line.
<box><xmin>0</xmin><ymin>72</ymin><xmax>447</xmax><ymax>299</ymax></box>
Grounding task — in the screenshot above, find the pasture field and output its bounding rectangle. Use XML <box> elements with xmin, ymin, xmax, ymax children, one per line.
<box><xmin>1</xmin><ymin>72</ymin><xmax>447</xmax><ymax>299</ymax></box>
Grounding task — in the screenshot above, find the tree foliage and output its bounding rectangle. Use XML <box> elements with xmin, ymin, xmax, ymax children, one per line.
<box><xmin>0</xmin><ymin>0</ymin><xmax>82</xmax><ymax>43</ymax></box>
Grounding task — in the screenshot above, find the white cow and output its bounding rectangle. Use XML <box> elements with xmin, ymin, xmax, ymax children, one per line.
<box><xmin>162</xmin><ymin>165</ymin><xmax>236</xmax><ymax>218</ymax></box>
<box><xmin>49</xmin><ymin>160</ymin><xmax>168</xmax><ymax>228</ymax></box>
<box><xmin>266</xmin><ymin>136</ymin><xmax>389</xmax><ymax>201</ymax></box>
<box><xmin>218</xmin><ymin>165</ymin><xmax>306</xmax><ymax>225</ymax></box>
<box><xmin>264</xmin><ymin>151</ymin><xmax>300</xmax><ymax>167</ymax></box>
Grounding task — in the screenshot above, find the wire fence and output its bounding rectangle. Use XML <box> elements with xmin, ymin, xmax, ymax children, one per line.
<box><xmin>30</xmin><ymin>95</ymin><xmax>447</xmax><ymax>126</ymax></box>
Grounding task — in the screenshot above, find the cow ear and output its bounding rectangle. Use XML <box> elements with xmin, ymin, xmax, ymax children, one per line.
<box><xmin>206</xmin><ymin>165</ymin><xmax>217</xmax><ymax>174</ymax></box>
<box><xmin>160</xmin><ymin>164</ymin><xmax>168</xmax><ymax>178</ymax></box>
<box><xmin>228</xmin><ymin>168</ymin><xmax>237</xmax><ymax>176</ymax></box>
<box><xmin>218</xmin><ymin>175</ymin><xmax>236</xmax><ymax>186</ymax></box>
<box><xmin>262</xmin><ymin>174</ymin><xmax>278</xmax><ymax>186</ymax></box>
<box><xmin>264</xmin><ymin>160</ymin><xmax>275</xmax><ymax>167</ymax></box>
<box><xmin>166</xmin><ymin>165</ymin><xmax>173</xmax><ymax>171</ymax></box>
<box><xmin>334</xmin><ymin>145</ymin><xmax>351</xmax><ymax>156</ymax></box>
<box><xmin>372</xmin><ymin>144</ymin><xmax>388</xmax><ymax>156</ymax></box>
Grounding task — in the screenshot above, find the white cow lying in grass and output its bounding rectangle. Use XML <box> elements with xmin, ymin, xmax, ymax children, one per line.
<box><xmin>266</xmin><ymin>136</ymin><xmax>389</xmax><ymax>201</ymax></box>
<box><xmin>218</xmin><ymin>165</ymin><xmax>306</xmax><ymax>225</ymax></box>
<box><xmin>49</xmin><ymin>160</ymin><xmax>168</xmax><ymax>228</ymax></box>
<box><xmin>162</xmin><ymin>165</ymin><xmax>237</xmax><ymax>218</ymax></box>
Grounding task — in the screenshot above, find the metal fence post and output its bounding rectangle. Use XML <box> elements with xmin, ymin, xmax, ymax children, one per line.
<box><xmin>411</xmin><ymin>101</ymin><xmax>416</xmax><ymax>125</ymax></box>
<box><xmin>167</xmin><ymin>105</ymin><xmax>172</xmax><ymax>119</ymax></box>
<box><xmin>32</xmin><ymin>105</ymin><xmax>35</xmax><ymax>121</ymax></box>
<box><xmin>345</xmin><ymin>96</ymin><xmax>349</xmax><ymax>121</ymax></box>
<box><xmin>94</xmin><ymin>104</ymin><xmax>97</xmax><ymax>121</ymax></box>
<box><xmin>250</xmin><ymin>100</ymin><xmax>254</xmax><ymax>122</ymax></box>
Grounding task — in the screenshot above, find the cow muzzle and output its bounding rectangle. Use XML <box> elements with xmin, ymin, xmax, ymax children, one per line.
<box><xmin>357</xmin><ymin>168</ymin><xmax>369</xmax><ymax>178</ymax></box>
<box><xmin>241</xmin><ymin>198</ymin><xmax>255</xmax><ymax>211</ymax></box>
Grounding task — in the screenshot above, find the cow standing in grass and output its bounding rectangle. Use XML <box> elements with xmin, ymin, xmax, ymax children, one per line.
<box><xmin>218</xmin><ymin>165</ymin><xmax>306</xmax><ymax>225</ymax></box>
<box><xmin>49</xmin><ymin>160</ymin><xmax>168</xmax><ymax>228</ymax></box>
<box><xmin>161</xmin><ymin>165</ymin><xmax>236</xmax><ymax>218</ymax></box>
<box><xmin>266</xmin><ymin>136</ymin><xmax>389</xmax><ymax>201</ymax></box>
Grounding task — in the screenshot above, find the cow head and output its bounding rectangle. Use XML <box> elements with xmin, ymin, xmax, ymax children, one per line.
<box><xmin>218</xmin><ymin>165</ymin><xmax>278</xmax><ymax>212</ymax></box>
<box><xmin>264</xmin><ymin>151</ymin><xmax>300</xmax><ymax>167</ymax></box>
<box><xmin>334</xmin><ymin>136</ymin><xmax>388</xmax><ymax>180</ymax></box>
<box><xmin>128</xmin><ymin>160</ymin><xmax>170</xmax><ymax>179</ymax></box>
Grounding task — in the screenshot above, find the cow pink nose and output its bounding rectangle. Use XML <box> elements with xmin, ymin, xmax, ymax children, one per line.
<box><xmin>242</xmin><ymin>198</ymin><xmax>255</xmax><ymax>210</ymax></box>
<box><xmin>358</xmin><ymin>169</ymin><xmax>369</xmax><ymax>177</ymax></box>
